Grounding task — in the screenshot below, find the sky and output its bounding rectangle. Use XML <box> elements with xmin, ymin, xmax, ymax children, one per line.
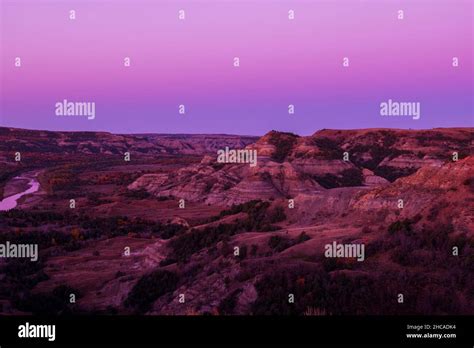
<box><xmin>0</xmin><ymin>0</ymin><xmax>473</xmax><ymax>135</ymax></box>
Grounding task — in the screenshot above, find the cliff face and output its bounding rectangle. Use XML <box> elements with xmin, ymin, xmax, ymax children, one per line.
<box><xmin>0</xmin><ymin>127</ymin><xmax>258</xmax><ymax>157</ymax></box>
<box><xmin>129</xmin><ymin>128</ymin><xmax>473</xmax><ymax>206</ymax></box>
<box><xmin>352</xmin><ymin>156</ymin><xmax>474</xmax><ymax>234</ymax></box>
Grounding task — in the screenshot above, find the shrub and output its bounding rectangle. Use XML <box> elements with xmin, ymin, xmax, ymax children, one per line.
<box><xmin>388</xmin><ymin>219</ymin><xmax>413</xmax><ymax>236</ymax></box>
<box><xmin>268</xmin><ymin>132</ymin><xmax>298</xmax><ymax>162</ymax></box>
<box><xmin>220</xmin><ymin>240</ymin><xmax>233</xmax><ymax>257</ymax></box>
<box><xmin>218</xmin><ymin>289</ymin><xmax>242</xmax><ymax>315</ymax></box>
<box><xmin>268</xmin><ymin>235</ymin><xmax>290</xmax><ymax>252</ymax></box>
<box><xmin>268</xmin><ymin>206</ymin><xmax>286</xmax><ymax>223</ymax></box>
<box><xmin>312</xmin><ymin>137</ymin><xmax>343</xmax><ymax>160</ymax></box>
<box><xmin>239</xmin><ymin>245</ymin><xmax>248</xmax><ymax>260</ymax></box>
<box><xmin>251</xmin><ymin>265</ymin><xmax>329</xmax><ymax>315</ymax></box>
<box><xmin>125</xmin><ymin>270</ymin><xmax>179</xmax><ymax>312</ymax></box>
<box><xmin>463</xmin><ymin>177</ymin><xmax>474</xmax><ymax>193</ymax></box>
<box><xmin>154</xmin><ymin>223</ymin><xmax>186</xmax><ymax>239</ymax></box>
<box><xmin>250</xmin><ymin>244</ymin><xmax>258</xmax><ymax>256</ymax></box>
<box><xmin>295</xmin><ymin>232</ymin><xmax>311</xmax><ymax>244</ymax></box>
<box><xmin>166</xmin><ymin>201</ymin><xmax>282</xmax><ymax>261</ymax></box>
<box><xmin>15</xmin><ymin>285</ymin><xmax>81</xmax><ymax>315</ymax></box>
<box><xmin>313</xmin><ymin>168</ymin><xmax>364</xmax><ymax>188</ymax></box>
<box><xmin>124</xmin><ymin>189</ymin><xmax>152</xmax><ymax>199</ymax></box>
<box><xmin>168</xmin><ymin>224</ymin><xmax>240</xmax><ymax>262</ymax></box>
<box><xmin>269</xmin><ymin>233</ymin><xmax>310</xmax><ymax>253</ymax></box>
<box><xmin>373</xmin><ymin>166</ymin><xmax>418</xmax><ymax>182</ymax></box>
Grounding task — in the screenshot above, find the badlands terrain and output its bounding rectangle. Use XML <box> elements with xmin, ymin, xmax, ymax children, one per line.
<box><xmin>0</xmin><ymin>126</ymin><xmax>472</xmax><ymax>315</ymax></box>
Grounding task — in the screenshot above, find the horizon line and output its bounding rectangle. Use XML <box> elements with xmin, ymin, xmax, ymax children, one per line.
<box><xmin>1</xmin><ymin>125</ymin><xmax>473</xmax><ymax>138</ymax></box>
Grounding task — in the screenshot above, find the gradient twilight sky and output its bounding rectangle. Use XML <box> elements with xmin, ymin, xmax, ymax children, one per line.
<box><xmin>0</xmin><ymin>0</ymin><xmax>473</xmax><ymax>135</ymax></box>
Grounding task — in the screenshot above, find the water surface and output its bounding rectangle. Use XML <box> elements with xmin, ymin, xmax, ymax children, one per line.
<box><xmin>0</xmin><ymin>175</ymin><xmax>40</xmax><ymax>211</ymax></box>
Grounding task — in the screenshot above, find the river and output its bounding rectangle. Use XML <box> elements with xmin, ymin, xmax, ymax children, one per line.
<box><xmin>0</xmin><ymin>172</ymin><xmax>40</xmax><ymax>211</ymax></box>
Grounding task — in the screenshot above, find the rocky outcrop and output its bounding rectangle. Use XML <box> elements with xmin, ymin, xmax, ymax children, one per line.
<box><xmin>129</xmin><ymin>128</ymin><xmax>473</xmax><ymax>205</ymax></box>
<box><xmin>352</xmin><ymin>156</ymin><xmax>474</xmax><ymax>232</ymax></box>
<box><xmin>362</xmin><ymin>168</ymin><xmax>389</xmax><ymax>186</ymax></box>
<box><xmin>0</xmin><ymin>127</ymin><xmax>258</xmax><ymax>157</ymax></box>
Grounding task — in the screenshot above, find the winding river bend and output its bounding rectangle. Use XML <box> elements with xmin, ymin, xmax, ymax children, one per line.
<box><xmin>0</xmin><ymin>172</ymin><xmax>40</xmax><ymax>211</ymax></box>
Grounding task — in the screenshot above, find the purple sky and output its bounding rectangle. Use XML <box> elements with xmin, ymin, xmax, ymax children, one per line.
<box><xmin>1</xmin><ymin>0</ymin><xmax>473</xmax><ymax>135</ymax></box>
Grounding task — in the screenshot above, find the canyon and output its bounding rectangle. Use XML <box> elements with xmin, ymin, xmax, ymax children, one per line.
<box><xmin>0</xmin><ymin>126</ymin><xmax>472</xmax><ymax>315</ymax></box>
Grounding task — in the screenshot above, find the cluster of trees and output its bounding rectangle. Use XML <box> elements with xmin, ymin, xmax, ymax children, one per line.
<box><xmin>415</xmin><ymin>131</ymin><xmax>469</xmax><ymax>149</ymax></box>
<box><xmin>311</xmin><ymin>137</ymin><xmax>343</xmax><ymax>160</ymax></box>
<box><xmin>125</xmin><ymin>269</ymin><xmax>179</xmax><ymax>313</ymax></box>
<box><xmin>122</xmin><ymin>188</ymin><xmax>152</xmax><ymax>199</ymax></box>
<box><xmin>165</xmin><ymin>201</ymin><xmax>283</xmax><ymax>263</ymax></box>
<box><xmin>152</xmin><ymin>222</ymin><xmax>186</xmax><ymax>239</ymax></box>
<box><xmin>218</xmin><ymin>288</ymin><xmax>243</xmax><ymax>314</ymax></box>
<box><xmin>350</xmin><ymin>143</ymin><xmax>410</xmax><ymax>172</ymax></box>
<box><xmin>15</xmin><ymin>285</ymin><xmax>81</xmax><ymax>315</ymax></box>
<box><xmin>166</xmin><ymin>223</ymin><xmax>240</xmax><ymax>262</ymax></box>
<box><xmin>75</xmin><ymin>214</ymin><xmax>184</xmax><ymax>240</ymax></box>
<box><xmin>46</xmin><ymin>169</ymin><xmax>81</xmax><ymax>192</ymax></box>
<box><xmin>251</xmin><ymin>261</ymin><xmax>473</xmax><ymax>315</ymax></box>
<box><xmin>195</xmin><ymin>200</ymin><xmax>263</xmax><ymax>225</ymax></box>
<box><xmin>2</xmin><ymin>258</ymin><xmax>48</xmax><ymax>289</ymax></box>
<box><xmin>268</xmin><ymin>232</ymin><xmax>311</xmax><ymax>253</ymax></box>
<box><xmin>384</xmin><ymin>218</ymin><xmax>471</xmax><ymax>269</ymax></box>
<box><xmin>0</xmin><ymin>168</ymin><xmax>23</xmax><ymax>185</ymax></box>
<box><xmin>217</xmin><ymin>200</ymin><xmax>267</xmax><ymax>218</ymax></box>
<box><xmin>250</xmin><ymin>213</ymin><xmax>473</xmax><ymax>315</ymax></box>
<box><xmin>0</xmin><ymin>209</ymin><xmax>67</xmax><ymax>228</ymax></box>
<box><xmin>1</xmin><ymin>210</ymin><xmax>186</xmax><ymax>246</ymax></box>
<box><xmin>373</xmin><ymin>165</ymin><xmax>418</xmax><ymax>182</ymax></box>
<box><xmin>268</xmin><ymin>132</ymin><xmax>298</xmax><ymax>163</ymax></box>
<box><xmin>463</xmin><ymin>177</ymin><xmax>474</xmax><ymax>193</ymax></box>
<box><xmin>0</xmin><ymin>257</ymin><xmax>48</xmax><ymax>314</ymax></box>
<box><xmin>198</xmin><ymin>200</ymin><xmax>285</xmax><ymax>231</ymax></box>
<box><xmin>312</xmin><ymin>168</ymin><xmax>364</xmax><ymax>189</ymax></box>
<box><xmin>88</xmin><ymin>172</ymin><xmax>143</xmax><ymax>186</ymax></box>
<box><xmin>0</xmin><ymin>229</ymin><xmax>76</xmax><ymax>250</ymax></box>
<box><xmin>251</xmin><ymin>265</ymin><xmax>329</xmax><ymax>315</ymax></box>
